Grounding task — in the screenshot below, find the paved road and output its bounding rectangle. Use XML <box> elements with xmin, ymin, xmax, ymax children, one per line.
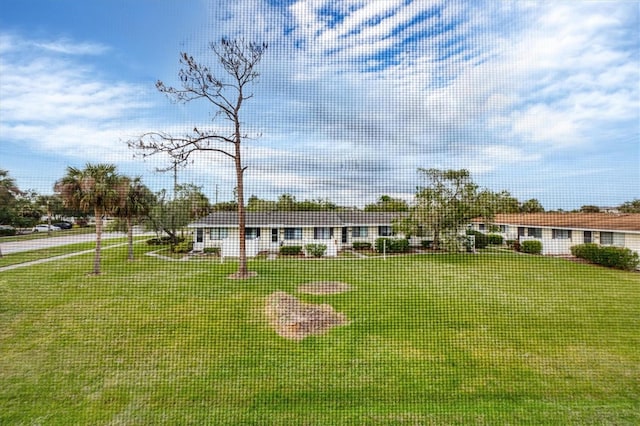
<box><xmin>0</xmin><ymin>232</ymin><xmax>131</xmax><ymax>255</ymax></box>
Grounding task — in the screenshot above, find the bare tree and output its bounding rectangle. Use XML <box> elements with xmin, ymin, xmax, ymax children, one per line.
<box><xmin>128</xmin><ymin>38</ymin><xmax>267</xmax><ymax>279</ymax></box>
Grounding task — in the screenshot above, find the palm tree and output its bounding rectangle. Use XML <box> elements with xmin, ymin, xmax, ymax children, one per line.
<box><xmin>54</xmin><ymin>164</ymin><xmax>127</xmax><ymax>275</ymax></box>
<box><xmin>113</xmin><ymin>177</ymin><xmax>155</xmax><ymax>261</ymax></box>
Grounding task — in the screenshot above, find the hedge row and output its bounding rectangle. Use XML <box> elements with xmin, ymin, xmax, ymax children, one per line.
<box><xmin>487</xmin><ymin>234</ymin><xmax>503</xmax><ymax>245</ymax></box>
<box><xmin>305</xmin><ymin>243</ymin><xmax>327</xmax><ymax>257</ymax></box>
<box><xmin>521</xmin><ymin>240</ymin><xmax>542</xmax><ymax>255</ymax></box>
<box><xmin>280</xmin><ymin>245</ymin><xmax>302</xmax><ymax>256</ymax></box>
<box><xmin>0</xmin><ymin>227</ymin><xmax>17</xmax><ymax>237</ymax></box>
<box><xmin>375</xmin><ymin>238</ymin><xmax>410</xmax><ymax>254</ymax></box>
<box><xmin>466</xmin><ymin>230</ymin><xmax>489</xmax><ymax>249</ymax></box>
<box><xmin>172</xmin><ymin>240</ymin><xmax>193</xmax><ymax>254</ymax></box>
<box><xmin>146</xmin><ymin>236</ymin><xmax>185</xmax><ymax>246</ymax></box>
<box><xmin>352</xmin><ymin>241</ymin><xmax>372</xmax><ymax>251</ymax></box>
<box><xmin>203</xmin><ymin>247</ymin><xmax>220</xmax><ymax>255</ymax></box>
<box><xmin>571</xmin><ymin>243</ymin><xmax>639</xmax><ymax>271</ymax></box>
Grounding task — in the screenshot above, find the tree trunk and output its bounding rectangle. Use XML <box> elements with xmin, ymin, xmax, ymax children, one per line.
<box><xmin>47</xmin><ymin>205</ymin><xmax>52</xmax><ymax>236</ymax></box>
<box><xmin>127</xmin><ymin>216</ymin><xmax>134</xmax><ymax>261</ymax></box>
<box><xmin>235</xmin><ymin>140</ymin><xmax>249</xmax><ymax>278</ymax></box>
<box><xmin>93</xmin><ymin>207</ymin><xmax>103</xmax><ymax>275</ymax></box>
<box><xmin>433</xmin><ymin>226</ymin><xmax>441</xmax><ymax>251</ymax></box>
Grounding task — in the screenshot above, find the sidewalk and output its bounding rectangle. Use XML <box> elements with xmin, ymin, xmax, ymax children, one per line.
<box><xmin>0</xmin><ymin>242</ymin><xmax>129</xmax><ymax>272</ymax></box>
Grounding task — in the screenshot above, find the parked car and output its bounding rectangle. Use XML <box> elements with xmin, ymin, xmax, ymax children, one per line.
<box><xmin>32</xmin><ymin>224</ymin><xmax>61</xmax><ymax>232</ymax></box>
<box><xmin>53</xmin><ymin>221</ymin><xmax>73</xmax><ymax>229</ymax></box>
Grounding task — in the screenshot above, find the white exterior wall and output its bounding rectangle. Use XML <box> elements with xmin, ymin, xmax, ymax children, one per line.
<box><xmin>346</xmin><ymin>225</ymin><xmax>396</xmax><ymax>247</ymax></box>
<box><xmin>193</xmin><ymin>223</ymin><xmax>414</xmax><ymax>257</ymax></box>
<box><xmin>474</xmin><ymin>223</ymin><xmax>640</xmax><ymax>256</ymax></box>
<box><xmin>195</xmin><ymin>226</ymin><xmax>341</xmax><ymax>257</ymax></box>
<box><xmin>624</xmin><ymin>234</ymin><xmax>640</xmax><ymax>254</ymax></box>
<box><xmin>278</xmin><ymin>227</ymin><xmax>339</xmax><ymax>256</ymax></box>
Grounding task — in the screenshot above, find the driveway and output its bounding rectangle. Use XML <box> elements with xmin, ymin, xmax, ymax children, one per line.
<box><xmin>0</xmin><ymin>232</ymin><xmax>131</xmax><ymax>255</ymax></box>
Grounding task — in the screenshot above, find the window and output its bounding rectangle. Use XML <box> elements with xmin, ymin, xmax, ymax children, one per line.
<box><xmin>378</xmin><ymin>226</ymin><xmax>394</xmax><ymax>237</ymax></box>
<box><xmin>479</xmin><ymin>223</ymin><xmax>485</xmax><ymax>231</ymax></box>
<box><xmin>209</xmin><ymin>228</ymin><xmax>228</xmax><ymax>240</ymax></box>
<box><xmin>527</xmin><ymin>228</ymin><xmax>542</xmax><ymax>238</ymax></box>
<box><xmin>352</xmin><ymin>227</ymin><xmax>368</xmax><ymax>238</ymax></box>
<box><xmin>499</xmin><ymin>225</ymin><xmax>508</xmax><ymax>233</ymax></box>
<box><xmin>552</xmin><ymin>229</ymin><xmax>571</xmax><ymax>239</ymax></box>
<box><xmin>246</xmin><ymin>228</ymin><xmax>260</xmax><ymax>240</ymax></box>
<box><xmin>600</xmin><ymin>232</ymin><xmax>624</xmax><ymax>246</ymax></box>
<box><xmin>314</xmin><ymin>227</ymin><xmax>333</xmax><ymax>239</ymax></box>
<box><xmin>284</xmin><ymin>228</ymin><xmax>302</xmax><ymax>240</ymax></box>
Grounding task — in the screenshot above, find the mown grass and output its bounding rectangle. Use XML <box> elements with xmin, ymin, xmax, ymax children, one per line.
<box><xmin>0</xmin><ymin>247</ymin><xmax>638</xmax><ymax>424</ymax></box>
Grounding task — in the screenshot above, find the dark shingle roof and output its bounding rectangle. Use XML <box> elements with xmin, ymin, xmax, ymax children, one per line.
<box><xmin>190</xmin><ymin>211</ymin><xmax>404</xmax><ymax>228</ymax></box>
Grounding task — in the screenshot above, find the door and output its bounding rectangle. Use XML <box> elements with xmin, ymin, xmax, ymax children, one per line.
<box><xmin>341</xmin><ymin>227</ymin><xmax>348</xmax><ymax>244</ymax></box>
<box><xmin>584</xmin><ymin>231</ymin><xmax>592</xmax><ymax>244</ymax></box>
<box><xmin>271</xmin><ymin>228</ymin><xmax>279</xmax><ymax>252</ymax></box>
<box><xmin>194</xmin><ymin>228</ymin><xmax>204</xmax><ymax>251</ymax></box>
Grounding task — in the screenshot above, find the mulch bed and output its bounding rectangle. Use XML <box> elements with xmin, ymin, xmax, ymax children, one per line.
<box><xmin>265</xmin><ymin>292</ymin><xmax>349</xmax><ymax>341</ymax></box>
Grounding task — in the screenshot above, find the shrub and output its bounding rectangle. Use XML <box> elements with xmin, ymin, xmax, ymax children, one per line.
<box><xmin>0</xmin><ymin>227</ymin><xmax>17</xmax><ymax>237</ymax></box>
<box><xmin>466</xmin><ymin>230</ymin><xmax>489</xmax><ymax>249</ymax></box>
<box><xmin>352</xmin><ymin>241</ymin><xmax>372</xmax><ymax>251</ymax></box>
<box><xmin>506</xmin><ymin>239</ymin><xmax>521</xmax><ymax>252</ymax></box>
<box><xmin>280</xmin><ymin>245</ymin><xmax>302</xmax><ymax>256</ymax></box>
<box><xmin>305</xmin><ymin>243</ymin><xmax>327</xmax><ymax>257</ymax></box>
<box><xmin>570</xmin><ymin>243</ymin><xmax>600</xmax><ymax>260</ymax></box>
<box><xmin>203</xmin><ymin>247</ymin><xmax>220</xmax><ymax>256</ymax></box>
<box><xmin>487</xmin><ymin>234</ymin><xmax>504</xmax><ymax>245</ymax></box>
<box><xmin>521</xmin><ymin>240</ymin><xmax>542</xmax><ymax>255</ymax></box>
<box><xmin>420</xmin><ymin>240</ymin><xmax>433</xmax><ymax>249</ymax></box>
<box><xmin>571</xmin><ymin>243</ymin><xmax>639</xmax><ymax>271</ymax></box>
<box><xmin>146</xmin><ymin>236</ymin><xmax>182</xmax><ymax>246</ymax></box>
<box><xmin>375</xmin><ymin>238</ymin><xmax>409</xmax><ymax>254</ymax></box>
<box><xmin>172</xmin><ymin>240</ymin><xmax>193</xmax><ymax>254</ymax></box>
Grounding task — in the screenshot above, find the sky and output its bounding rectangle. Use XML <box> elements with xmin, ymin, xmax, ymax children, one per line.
<box><xmin>0</xmin><ymin>0</ymin><xmax>638</xmax><ymax>210</ymax></box>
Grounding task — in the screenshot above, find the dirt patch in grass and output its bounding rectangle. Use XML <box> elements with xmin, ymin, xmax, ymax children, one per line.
<box><xmin>265</xmin><ymin>292</ymin><xmax>349</xmax><ymax>341</ymax></box>
<box><xmin>297</xmin><ymin>281</ymin><xmax>352</xmax><ymax>295</ymax></box>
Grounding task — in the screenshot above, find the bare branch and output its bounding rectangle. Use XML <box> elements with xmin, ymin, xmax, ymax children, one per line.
<box><xmin>126</xmin><ymin>38</ymin><xmax>267</xmax><ymax>278</ymax></box>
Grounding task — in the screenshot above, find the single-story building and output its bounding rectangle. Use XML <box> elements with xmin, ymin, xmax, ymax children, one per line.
<box><xmin>188</xmin><ymin>211</ymin><xmax>404</xmax><ymax>257</ymax></box>
<box><xmin>470</xmin><ymin>213</ymin><xmax>640</xmax><ymax>255</ymax></box>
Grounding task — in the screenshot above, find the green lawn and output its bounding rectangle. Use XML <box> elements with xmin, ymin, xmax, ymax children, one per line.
<box><xmin>1</xmin><ymin>247</ymin><xmax>638</xmax><ymax>424</ymax></box>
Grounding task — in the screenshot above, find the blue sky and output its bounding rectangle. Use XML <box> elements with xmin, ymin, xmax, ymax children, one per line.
<box><xmin>1</xmin><ymin>0</ymin><xmax>638</xmax><ymax>209</ymax></box>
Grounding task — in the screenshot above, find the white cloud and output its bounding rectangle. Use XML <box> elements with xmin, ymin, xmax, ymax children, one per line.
<box><xmin>2</xmin><ymin>1</ymin><xmax>637</xmax><ymax>207</ymax></box>
<box><xmin>0</xmin><ymin>33</ymin><xmax>154</xmax><ymax>163</ymax></box>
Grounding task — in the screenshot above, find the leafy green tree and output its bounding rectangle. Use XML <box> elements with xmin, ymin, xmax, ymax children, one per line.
<box><xmin>579</xmin><ymin>205</ymin><xmax>600</xmax><ymax>213</ymax></box>
<box><xmin>144</xmin><ymin>185</ymin><xmax>210</xmax><ymax>246</ymax></box>
<box><xmin>246</xmin><ymin>195</ymin><xmax>276</xmax><ymax>211</ymax></box>
<box><xmin>55</xmin><ymin>164</ymin><xmax>128</xmax><ymax>275</ymax></box>
<box><xmin>619</xmin><ymin>199</ymin><xmax>640</xmax><ymax>213</ymax></box>
<box><xmin>276</xmin><ymin>193</ymin><xmax>297</xmax><ymax>211</ymax></box>
<box><xmin>0</xmin><ymin>169</ymin><xmax>21</xmax><ymax>226</ymax></box>
<box><xmin>113</xmin><ymin>177</ymin><xmax>156</xmax><ymax>260</ymax></box>
<box><xmin>520</xmin><ymin>198</ymin><xmax>544</xmax><ymax>213</ymax></box>
<box><xmin>364</xmin><ymin>195</ymin><xmax>409</xmax><ymax>212</ymax></box>
<box><xmin>408</xmin><ymin>169</ymin><xmax>479</xmax><ymax>251</ymax></box>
